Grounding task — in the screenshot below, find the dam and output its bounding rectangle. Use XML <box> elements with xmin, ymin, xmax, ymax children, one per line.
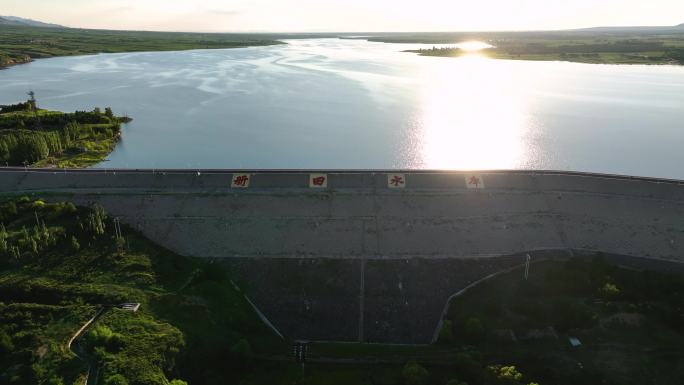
<box><xmin>1</xmin><ymin>169</ymin><xmax>683</xmax><ymax>343</ymax></box>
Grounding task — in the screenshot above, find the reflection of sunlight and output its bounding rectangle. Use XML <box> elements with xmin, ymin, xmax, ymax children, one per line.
<box><xmin>419</xmin><ymin>55</ymin><xmax>533</xmax><ymax>170</ymax></box>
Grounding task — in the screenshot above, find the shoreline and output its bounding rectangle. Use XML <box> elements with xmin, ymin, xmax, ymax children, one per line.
<box><xmin>0</xmin><ymin>104</ymin><xmax>131</xmax><ymax>168</ymax></box>
<box><xmin>403</xmin><ymin>48</ymin><xmax>683</xmax><ymax>66</ymax></box>
<box><xmin>0</xmin><ymin>42</ymin><xmax>284</xmax><ymax>71</ymax></box>
<box><xmin>0</xmin><ymin>25</ymin><xmax>285</xmax><ymax>70</ymax></box>
<box><xmin>0</xmin><ymin>56</ymin><xmax>33</xmax><ymax>70</ymax></box>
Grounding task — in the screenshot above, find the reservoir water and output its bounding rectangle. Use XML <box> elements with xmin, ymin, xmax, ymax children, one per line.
<box><xmin>1</xmin><ymin>38</ymin><xmax>683</xmax><ymax>178</ymax></box>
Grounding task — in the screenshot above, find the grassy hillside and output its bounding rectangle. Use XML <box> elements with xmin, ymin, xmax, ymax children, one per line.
<box><xmin>0</xmin><ymin>101</ymin><xmax>130</xmax><ymax>168</ymax></box>
<box><xmin>0</xmin><ymin>25</ymin><xmax>282</xmax><ymax>69</ymax></box>
<box><xmin>437</xmin><ymin>259</ymin><xmax>684</xmax><ymax>385</ymax></box>
<box><xmin>0</xmin><ymin>197</ymin><xmax>283</xmax><ymax>385</ymax></box>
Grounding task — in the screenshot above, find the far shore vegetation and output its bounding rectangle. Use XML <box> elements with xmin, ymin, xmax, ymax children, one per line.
<box><xmin>4</xmin><ymin>24</ymin><xmax>684</xmax><ymax>68</ymax></box>
<box><xmin>0</xmin><ymin>96</ymin><xmax>130</xmax><ymax>168</ymax></box>
<box><xmin>0</xmin><ymin>25</ymin><xmax>283</xmax><ymax>69</ymax></box>
<box><xmin>369</xmin><ymin>30</ymin><xmax>684</xmax><ymax>65</ymax></box>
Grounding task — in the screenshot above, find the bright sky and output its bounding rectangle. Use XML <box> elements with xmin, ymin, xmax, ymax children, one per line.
<box><xmin>2</xmin><ymin>0</ymin><xmax>683</xmax><ymax>32</ymax></box>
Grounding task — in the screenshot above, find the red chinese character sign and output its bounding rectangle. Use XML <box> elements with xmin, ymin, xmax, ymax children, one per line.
<box><xmin>231</xmin><ymin>173</ymin><xmax>250</xmax><ymax>188</ymax></box>
<box><xmin>309</xmin><ymin>173</ymin><xmax>328</xmax><ymax>188</ymax></box>
<box><xmin>465</xmin><ymin>174</ymin><xmax>485</xmax><ymax>189</ymax></box>
<box><xmin>387</xmin><ymin>173</ymin><xmax>406</xmax><ymax>189</ymax></box>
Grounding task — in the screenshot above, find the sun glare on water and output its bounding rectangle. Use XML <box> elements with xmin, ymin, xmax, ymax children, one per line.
<box><xmin>417</xmin><ymin>54</ymin><xmax>537</xmax><ymax>170</ymax></box>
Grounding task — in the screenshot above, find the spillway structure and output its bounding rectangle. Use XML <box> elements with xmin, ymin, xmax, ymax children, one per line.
<box><xmin>2</xmin><ymin>168</ymin><xmax>683</xmax><ymax>343</ymax></box>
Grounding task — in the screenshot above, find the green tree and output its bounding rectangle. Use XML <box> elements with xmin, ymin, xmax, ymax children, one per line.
<box><xmin>2</xmin><ymin>201</ymin><xmax>17</xmax><ymax>219</ymax></box>
<box><xmin>0</xmin><ymin>329</ymin><xmax>14</xmax><ymax>354</ymax></box>
<box><xmin>46</xmin><ymin>376</ymin><xmax>64</xmax><ymax>385</ymax></box>
<box><xmin>402</xmin><ymin>360</ymin><xmax>429</xmax><ymax>385</ymax></box>
<box><xmin>230</xmin><ymin>338</ymin><xmax>254</xmax><ymax>368</ymax></box>
<box><xmin>83</xmin><ymin>204</ymin><xmax>107</xmax><ymax>236</ymax></box>
<box><xmin>29</xmin><ymin>237</ymin><xmax>38</xmax><ymax>254</ymax></box>
<box><xmin>104</xmin><ymin>374</ymin><xmax>128</xmax><ymax>385</ymax></box>
<box><xmin>446</xmin><ymin>380</ymin><xmax>468</xmax><ymax>385</ymax></box>
<box><xmin>600</xmin><ymin>282</ymin><xmax>620</xmax><ymax>299</ymax></box>
<box><xmin>438</xmin><ymin>319</ymin><xmax>455</xmax><ymax>344</ymax></box>
<box><xmin>464</xmin><ymin>317</ymin><xmax>485</xmax><ymax>344</ymax></box>
<box><xmin>20</xmin><ymin>226</ymin><xmax>30</xmax><ymax>243</ymax></box>
<box><xmin>486</xmin><ymin>365</ymin><xmax>538</xmax><ymax>385</ymax></box>
<box><xmin>70</xmin><ymin>236</ymin><xmax>80</xmax><ymax>252</ymax></box>
<box><xmin>0</xmin><ymin>142</ymin><xmax>8</xmax><ymax>162</ymax></box>
<box><xmin>87</xmin><ymin>324</ymin><xmax>115</xmax><ymax>347</ymax></box>
<box><xmin>0</xmin><ymin>223</ymin><xmax>8</xmax><ymax>255</ymax></box>
<box><xmin>666</xmin><ymin>48</ymin><xmax>684</xmax><ymax>63</ymax></box>
<box><xmin>494</xmin><ymin>365</ymin><xmax>523</xmax><ymax>381</ymax></box>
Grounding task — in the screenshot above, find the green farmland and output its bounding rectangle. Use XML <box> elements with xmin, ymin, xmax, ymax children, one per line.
<box><xmin>0</xmin><ymin>25</ymin><xmax>282</xmax><ymax>69</ymax></box>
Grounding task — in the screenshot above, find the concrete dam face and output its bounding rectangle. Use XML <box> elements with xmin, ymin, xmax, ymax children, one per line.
<box><xmin>2</xmin><ymin>169</ymin><xmax>684</xmax><ymax>343</ymax></box>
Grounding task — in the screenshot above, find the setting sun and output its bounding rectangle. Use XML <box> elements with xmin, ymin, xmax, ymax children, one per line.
<box><xmin>454</xmin><ymin>41</ymin><xmax>494</xmax><ymax>52</ymax></box>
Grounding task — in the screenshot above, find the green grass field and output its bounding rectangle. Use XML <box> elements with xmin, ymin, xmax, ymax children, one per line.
<box><xmin>0</xmin><ymin>25</ymin><xmax>283</xmax><ymax>68</ymax></box>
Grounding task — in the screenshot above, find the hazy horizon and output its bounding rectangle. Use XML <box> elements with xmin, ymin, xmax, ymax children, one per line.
<box><xmin>2</xmin><ymin>0</ymin><xmax>684</xmax><ymax>33</ymax></box>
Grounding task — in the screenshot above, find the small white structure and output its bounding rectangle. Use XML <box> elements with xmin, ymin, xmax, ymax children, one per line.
<box><xmin>119</xmin><ymin>303</ymin><xmax>141</xmax><ymax>312</ymax></box>
<box><xmin>568</xmin><ymin>336</ymin><xmax>582</xmax><ymax>347</ymax></box>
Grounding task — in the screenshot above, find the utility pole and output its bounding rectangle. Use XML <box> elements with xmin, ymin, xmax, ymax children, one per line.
<box><xmin>293</xmin><ymin>340</ymin><xmax>308</xmax><ymax>374</ymax></box>
<box><xmin>27</xmin><ymin>90</ymin><xmax>41</xmax><ymax>130</ymax></box>
<box><xmin>27</xmin><ymin>90</ymin><xmax>37</xmax><ymax>110</ymax></box>
<box><xmin>113</xmin><ymin>217</ymin><xmax>123</xmax><ymax>240</ymax></box>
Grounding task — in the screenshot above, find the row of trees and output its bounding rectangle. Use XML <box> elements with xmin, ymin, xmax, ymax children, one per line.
<box><xmin>503</xmin><ymin>40</ymin><xmax>664</xmax><ymax>55</ymax></box>
<box><xmin>0</xmin><ymin>100</ymin><xmax>129</xmax><ymax>166</ymax></box>
<box><xmin>0</xmin><ymin>100</ymin><xmax>36</xmax><ymax>114</ymax></box>
<box><xmin>0</xmin><ymin>199</ymin><xmax>105</xmax><ymax>265</ymax></box>
<box><xmin>0</xmin><ymin>109</ymin><xmax>120</xmax><ymax>130</ymax></box>
<box><xmin>0</xmin><ymin>130</ymin><xmax>65</xmax><ymax>164</ymax></box>
<box><xmin>0</xmin><ymin>119</ymin><xmax>121</xmax><ymax>165</ymax></box>
<box><xmin>401</xmin><ymin>359</ymin><xmax>538</xmax><ymax>385</ymax></box>
<box><xmin>666</xmin><ymin>48</ymin><xmax>684</xmax><ymax>63</ymax></box>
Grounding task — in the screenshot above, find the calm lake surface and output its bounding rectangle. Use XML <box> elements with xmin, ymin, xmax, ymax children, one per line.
<box><xmin>1</xmin><ymin>38</ymin><xmax>684</xmax><ymax>178</ymax></box>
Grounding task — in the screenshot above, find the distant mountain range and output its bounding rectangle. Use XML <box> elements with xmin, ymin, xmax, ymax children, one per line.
<box><xmin>576</xmin><ymin>23</ymin><xmax>684</xmax><ymax>32</ymax></box>
<box><xmin>0</xmin><ymin>15</ymin><xmax>682</xmax><ymax>33</ymax></box>
<box><xmin>0</xmin><ymin>16</ymin><xmax>64</xmax><ymax>28</ymax></box>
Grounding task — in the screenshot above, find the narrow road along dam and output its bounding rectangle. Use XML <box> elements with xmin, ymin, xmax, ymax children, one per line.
<box><xmin>1</xmin><ymin>169</ymin><xmax>683</xmax><ymax>343</ymax></box>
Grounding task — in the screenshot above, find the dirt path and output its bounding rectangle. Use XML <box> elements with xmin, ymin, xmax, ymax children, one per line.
<box><xmin>67</xmin><ymin>308</ymin><xmax>107</xmax><ymax>385</ymax></box>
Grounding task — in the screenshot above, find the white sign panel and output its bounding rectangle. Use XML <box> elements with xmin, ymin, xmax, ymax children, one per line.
<box><xmin>309</xmin><ymin>173</ymin><xmax>328</xmax><ymax>188</ymax></box>
<box><xmin>231</xmin><ymin>173</ymin><xmax>251</xmax><ymax>188</ymax></box>
<box><xmin>465</xmin><ymin>174</ymin><xmax>485</xmax><ymax>189</ymax></box>
<box><xmin>387</xmin><ymin>173</ymin><xmax>406</xmax><ymax>189</ymax></box>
